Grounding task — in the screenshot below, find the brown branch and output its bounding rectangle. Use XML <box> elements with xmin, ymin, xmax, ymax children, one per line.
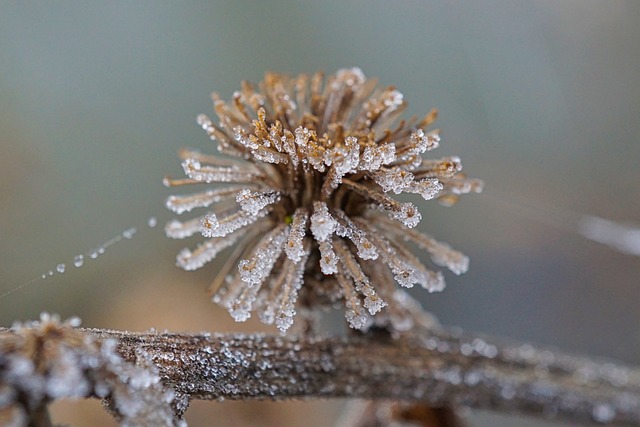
<box><xmin>82</xmin><ymin>327</ymin><xmax>640</xmax><ymax>426</ymax></box>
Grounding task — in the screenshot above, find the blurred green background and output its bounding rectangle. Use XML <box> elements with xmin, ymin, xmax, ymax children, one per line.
<box><xmin>1</xmin><ymin>1</ymin><xmax>639</xmax><ymax>425</ymax></box>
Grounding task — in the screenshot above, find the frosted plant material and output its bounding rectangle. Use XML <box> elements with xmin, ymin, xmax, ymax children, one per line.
<box><xmin>200</xmin><ymin>208</ymin><xmax>268</xmax><ymax>238</ymax></box>
<box><xmin>284</xmin><ymin>209</ymin><xmax>308</xmax><ymax>262</ymax></box>
<box><xmin>236</xmin><ymin>189</ymin><xmax>281</xmax><ymax>215</ymax></box>
<box><xmin>166</xmin><ymin>187</ymin><xmax>248</xmax><ymax>214</ymax></box>
<box><xmin>1</xmin><ymin>314</ymin><xmax>185</xmax><ymax>427</ymax></box>
<box><xmin>165</xmin><ymin>68</ymin><xmax>482</xmax><ymax>332</ymax></box>
<box><xmin>237</xmin><ymin>225</ymin><xmax>288</xmax><ymax>287</ymax></box>
<box><xmin>319</xmin><ymin>240</ymin><xmax>339</xmax><ymax>274</ymax></box>
<box><xmin>310</xmin><ymin>201</ymin><xmax>337</xmax><ymax>242</ymax></box>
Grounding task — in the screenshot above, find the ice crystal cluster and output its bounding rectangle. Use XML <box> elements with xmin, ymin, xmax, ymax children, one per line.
<box><xmin>0</xmin><ymin>313</ymin><xmax>184</xmax><ymax>427</ymax></box>
<box><xmin>165</xmin><ymin>68</ymin><xmax>482</xmax><ymax>333</ymax></box>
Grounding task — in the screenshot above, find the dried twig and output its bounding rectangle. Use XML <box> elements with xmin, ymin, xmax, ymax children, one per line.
<box><xmin>96</xmin><ymin>326</ymin><xmax>640</xmax><ymax>425</ymax></box>
<box><xmin>3</xmin><ymin>322</ymin><xmax>640</xmax><ymax>426</ymax></box>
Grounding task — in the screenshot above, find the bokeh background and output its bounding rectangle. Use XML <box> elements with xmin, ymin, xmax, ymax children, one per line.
<box><xmin>1</xmin><ymin>1</ymin><xmax>639</xmax><ymax>426</ymax></box>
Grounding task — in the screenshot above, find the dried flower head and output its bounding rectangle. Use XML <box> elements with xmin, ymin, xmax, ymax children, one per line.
<box><xmin>165</xmin><ymin>68</ymin><xmax>482</xmax><ymax>333</ymax></box>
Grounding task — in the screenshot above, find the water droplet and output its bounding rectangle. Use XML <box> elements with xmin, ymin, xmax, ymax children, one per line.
<box><xmin>56</xmin><ymin>264</ymin><xmax>66</xmax><ymax>273</ymax></box>
<box><xmin>48</xmin><ymin>270</ymin><xmax>54</xmax><ymax>276</ymax></box>
<box><xmin>148</xmin><ymin>217</ymin><xmax>157</xmax><ymax>228</ymax></box>
<box><xmin>593</xmin><ymin>403</ymin><xmax>615</xmax><ymax>423</ymax></box>
<box><xmin>89</xmin><ymin>249</ymin><xmax>99</xmax><ymax>259</ymax></box>
<box><xmin>41</xmin><ymin>274</ymin><xmax>47</xmax><ymax>279</ymax></box>
<box><xmin>74</xmin><ymin>255</ymin><xmax>84</xmax><ymax>268</ymax></box>
<box><xmin>98</xmin><ymin>247</ymin><xmax>105</xmax><ymax>254</ymax></box>
<box><xmin>122</xmin><ymin>227</ymin><xmax>137</xmax><ymax>239</ymax></box>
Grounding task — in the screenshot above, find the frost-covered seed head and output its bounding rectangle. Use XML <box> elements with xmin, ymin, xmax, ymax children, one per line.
<box><xmin>165</xmin><ymin>68</ymin><xmax>482</xmax><ymax>333</ymax></box>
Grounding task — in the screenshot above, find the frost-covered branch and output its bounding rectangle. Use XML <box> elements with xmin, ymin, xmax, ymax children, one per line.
<box><xmin>3</xmin><ymin>318</ymin><xmax>640</xmax><ymax>426</ymax></box>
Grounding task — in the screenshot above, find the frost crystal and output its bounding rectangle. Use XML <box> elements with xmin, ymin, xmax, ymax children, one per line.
<box><xmin>176</xmin><ymin>230</ymin><xmax>245</xmax><ymax>271</ymax></box>
<box><xmin>310</xmin><ymin>201</ymin><xmax>337</xmax><ymax>242</ymax></box>
<box><xmin>374</xmin><ymin>169</ymin><xmax>415</xmax><ymax>194</ymax></box>
<box><xmin>238</xmin><ymin>224</ymin><xmax>288</xmax><ymax>287</ymax></box>
<box><xmin>201</xmin><ymin>209</ymin><xmax>268</xmax><ymax>238</ymax></box>
<box><xmin>284</xmin><ymin>209</ymin><xmax>309</xmax><ymax>262</ymax></box>
<box><xmin>319</xmin><ymin>240</ymin><xmax>339</xmax><ymax>274</ymax></box>
<box><xmin>410</xmin><ymin>129</ymin><xmax>440</xmax><ymax>154</ymax></box>
<box><xmin>166</xmin><ymin>186</ymin><xmax>248</xmax><ymax>214</ymax></box>
<box><xmin>390</xmin><ymin>202</ymin><xmax>422</xmax><ymax>228</ymax></box>
<box><xmin>165</xmin><ymin>68</ymin><xmax>481</xmax><ymax>332</ymax></box>
<box><xmin>236</xmin><ymin>189</ymin><xmax>280</xmax><ymax>215</ymax></box>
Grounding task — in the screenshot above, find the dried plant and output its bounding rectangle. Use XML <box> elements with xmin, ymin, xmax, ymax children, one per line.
<box><xmin>164</xmin><ymin>67</ymin><xmax>482</xmax><ymax>333</ymax></box>
<box><xmin>0</xmin><ymin>314</ymin><xmax>185</xmax><ymax>427</ymax></box>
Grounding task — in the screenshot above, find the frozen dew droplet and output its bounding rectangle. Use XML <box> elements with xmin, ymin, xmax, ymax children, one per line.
<box><xmin>73</xmin><ymin>255</ymin><xmax>84</xmax><ymax>268</ymax></box>
<box><xmin>56</xmin><ymin>264</ymin><xmax>66</xmax><ymax>273</ymax></box>
<box><xmin>148</xmin><ymin>216</ymin><xmax>158</xmax><ymax>228</ymax></box>
<box><xmin>122</xmin><ymin>227</ymin><xmax>137</xmax><ymax>239</ymax></box>
<box><xmin>593</xmin><ymin>404</ymin><xmax>615</xmax><ymax>423</ymax></box>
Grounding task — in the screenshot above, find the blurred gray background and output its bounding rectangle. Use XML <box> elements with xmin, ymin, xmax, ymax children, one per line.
<box><xmin>1</xmin><ymin>1</ymin><xmax>639</xmax><ymax>425</ymax></box>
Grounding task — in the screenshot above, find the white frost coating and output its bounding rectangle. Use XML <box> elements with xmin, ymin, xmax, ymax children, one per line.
<box><xmin>374</xmin><ymin>169</ymin><xmax>415</xmax><ymax>194</ymax></box>
<box><xmin>281</xmin><ymin>131</ymin><xmax>299</xmax><ymax>168</ymax></box>
<box><xmin>363</xmin><ymin>293</ymin><xmax>387</xmax><ymax>315</ymax></box>
<box><xmin>3</xmin><ymin>314</ymin><xmax>185</xmax><ymax>427</ymax></box>
<box><xmin>419</xmin><ymin>270</ymin><xmax>446</xmax><ymax>293</ymax></box>
<box><xmin>360</xmin><ymin>225</ymin><xmax>420</xmax><ymax>288</ymax></box>
<box><xmin>389</xmin><ymin>202</ymin><xmax>422</xmax><ymax>228</ymax></box>
<box><xmin>336</xmin><ymin>272</ymin><xmax>369</xmax><ymax>330</ymax></box>
<box><xmin>252</xmin><ymin>146</ymin><xmax>290</xmax><ymax>164</ymax></box>
<box><xmin>165</xmin><ymin>186</ymin><xmax>246</xmax><ymax>214</ymax></box>
<box><xmin>335</xmin><ymin>67</ymin><xmax>366</xmax><ymax>87</ymax></box>
<box><xmin>319</xmin><ymin>240</ymin><xmax>339</xmax><ymax>274</ymax></box>
<box><xmin>360</xmin><ymin>143</ymin><xmax>396</xmax><ymax>172</ymax></box>
<box><xmin>376</xmin><ymin>215</ymin><xmax>470</xmax><ymax>275</ymax></box>
<box><xmin>181</xmin><ymin>158</ymin><xmax>257</xmax><ymax>183</ymax></box>
<box><xmin>201</xmin><ymin>209</ymin><xmax>268</xmax><ymax>238</ymax></box>
<box><xmin>307</xmin><ymin>141</ymin><xmax>327</xmax><ymax>172</ymax></box>
<box><xmin>310</xmin><ymin>201</ymin><xmax>337</xmax><ymax>242</ymax></box>
<box><xmin>236</xmin><ymin>189</ymin><xmax>281</xmax><ymax>215</ymax></box>
<box><xmin>406</xmin><ymin>178</ymin><xmax>443</xmax><ymax>200</ymax></box>
<box><xmin>275</xmin><ymin>245</ymin><xmax>310</xmax><ymax>332</ymax></box>
<box><xmin>232</xmin><ymin>126</ymin><xmax>259</xmax><ymax>150</ymax></box>
<box><xmin>332</xmin><ymin>209</ymin><xmax>378</xmax><ymax>260</ymax></box>
<box><xmin>176</xmin><ymin>231</ymin><xmax>244</xmax><ymax>271</ymax></box>
<box><xmin>166</xmin><ymin>216</ymin><xmax>207</xmax><ymax>239</ymax></box>
<box><xmin>197</xmin><ymin>113</ymin><xmax>217</xmax><ymax>138</ymax></box>
<box><xmin>229</xmin><ymin>280</ymin><xmax>262</xmax><ymax>322</ymax></box>
<box><xmin>383</xmin><ymin>89</ymin><xmax>404</xmax><ymax>111</ymax></box>
<box><xmin>294</xmin><ymin>127</ymin><xmax>314</xmax><ymax>149</ymax></box>
<box><xmin>326</xmin><ymin>136</ymin><xmax>360</xmax><ymax>175</ymax></box>
<box><xmin>410</xmin><ymin>129</ymin><xmax>440</xmax><ymax>154</ymax></box>
<box><xmin>237</xmin><ymin>225</ymin><xmax>288</xmax><ymax>287</ymax></box>
<box><xmin>429</xmin><ymin>241</ymin><xmax>469</xmax><ymax>275</ymax></box>
<box><xmin>285</xmin><ymin>209</ymin><xmax>309</xmax><ymax>262</ymax></box>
